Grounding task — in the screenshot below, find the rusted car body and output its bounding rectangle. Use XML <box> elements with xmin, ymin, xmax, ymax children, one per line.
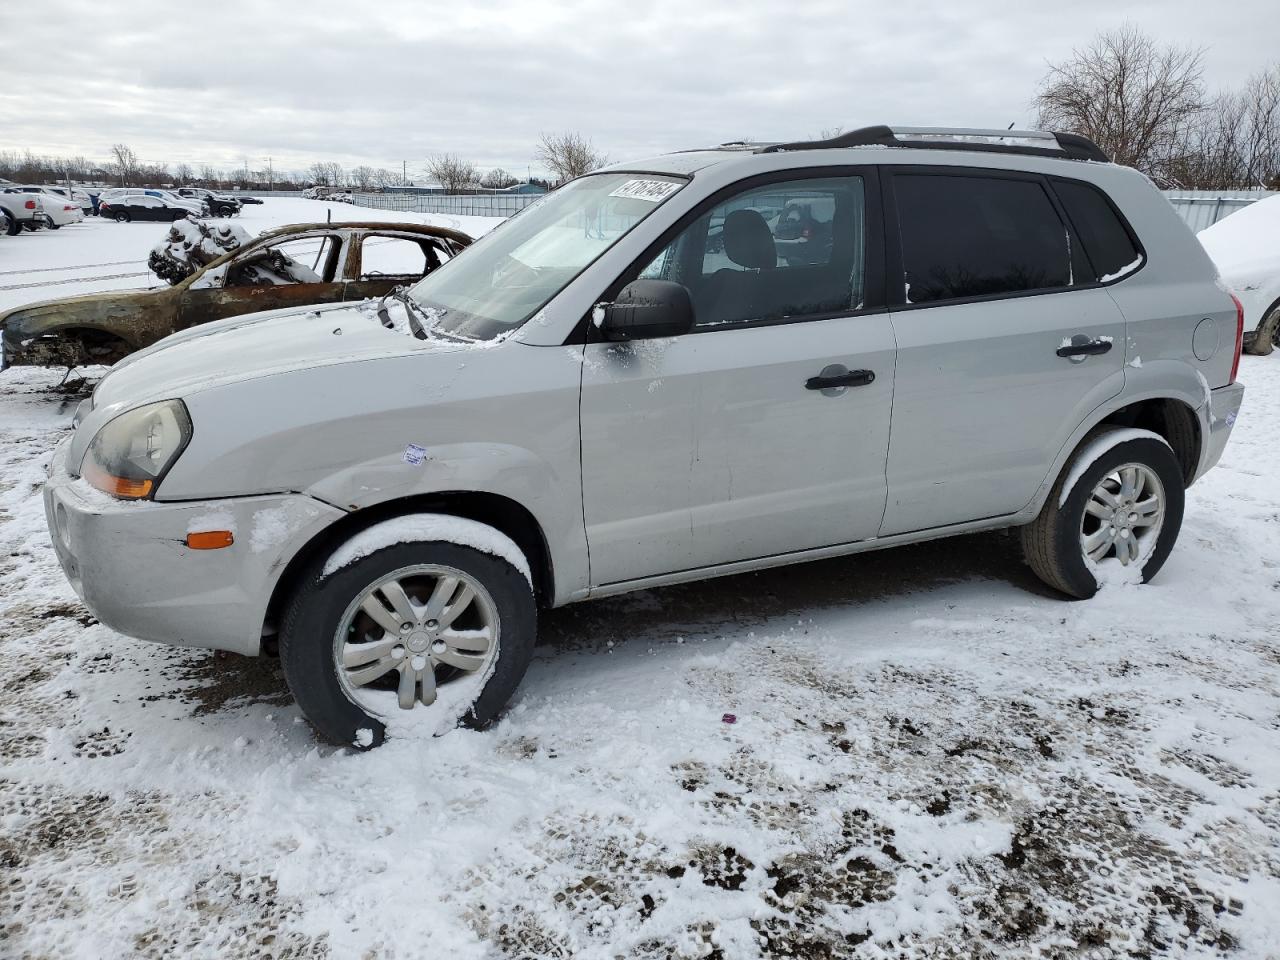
<box><xmin>0</xmin><ymin>222</ymin><xmax>472</xmax><ymax>368</ymax></box>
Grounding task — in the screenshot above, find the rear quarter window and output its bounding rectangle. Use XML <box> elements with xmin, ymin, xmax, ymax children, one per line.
<box><xmin>1051</xmin><ymin>178</ymin><xmax>1142</xmax><ymax>282</ymax></box>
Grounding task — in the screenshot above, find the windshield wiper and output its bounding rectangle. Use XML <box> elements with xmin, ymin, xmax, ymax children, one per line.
<box><xmin>376</xmin><ymin>287</ymin><xmax>433</xmax><ymax>339</ymax></box>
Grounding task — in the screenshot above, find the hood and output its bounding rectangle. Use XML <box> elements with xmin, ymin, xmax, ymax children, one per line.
<box><xmin>89</xmin><ymin>300</ymin><xmax>472</xmax><ymax>413</ymax></box>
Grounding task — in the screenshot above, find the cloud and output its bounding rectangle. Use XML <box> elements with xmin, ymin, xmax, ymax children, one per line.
<box><xmin>0</xmin><ymin>0</ymin><xmax>1273</xmax><ymax>179</ymax></box>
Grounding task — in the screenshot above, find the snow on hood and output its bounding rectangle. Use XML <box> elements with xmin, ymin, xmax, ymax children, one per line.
<box><xmin>91</xmin><ymin>300</ymin><xmax>472</xmax><ymax>412</ymax></box>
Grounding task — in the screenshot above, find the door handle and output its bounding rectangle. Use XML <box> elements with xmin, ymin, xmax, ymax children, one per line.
<box><xmin>1056</xmin><ymin>338</ymin><xmax>1113</xmax><ymax>358</ymax></box>
<box><xmin>805</xmin><ymin>368</ymin><xmax>875</xmax><ymax>390</ymax></box>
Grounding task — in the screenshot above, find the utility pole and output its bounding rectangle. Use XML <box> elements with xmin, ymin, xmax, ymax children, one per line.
<box><xmin>402</xmin><ymin>160</ymin><xmax>407</xmax><ymax>187</ymax></box>
<box><xmin>265</xmin><ymin>157</ymin><xmax>274</xmax><ymax>192</ymax></box>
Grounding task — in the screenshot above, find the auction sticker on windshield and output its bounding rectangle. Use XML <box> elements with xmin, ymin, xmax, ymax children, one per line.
<box><xmin>608</xmin><ymin>179</ymin><xmax>682</xmax><ymax>202</ymax></box>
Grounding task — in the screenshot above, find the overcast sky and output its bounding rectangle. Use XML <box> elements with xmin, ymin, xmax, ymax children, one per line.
<box><xmin>1</xmin><ymin>0</ymin><xmax>1275</xmax><ymax>181</ymax></box>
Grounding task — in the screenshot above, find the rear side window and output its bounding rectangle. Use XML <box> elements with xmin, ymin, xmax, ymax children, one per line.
<box><xmin>1051</xmin><ymin>178</ymin><xmax>1142</xmax><ymax>281</ymax></box>
<box><xmin>894</xmin><ymin>174</ymin><xmax>1071</xmax><ymax>304</ymax></box>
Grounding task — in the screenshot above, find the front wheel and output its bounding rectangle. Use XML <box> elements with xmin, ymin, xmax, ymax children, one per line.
<box><xmin>1021</xmin><ymin>429</ymin><xmax>1185</xmax><ymax>599</ymax></box>
<box><xmin>280</xmin><ymin>519</ymin><xmax>537</xmax><ymax>749</ymax></box>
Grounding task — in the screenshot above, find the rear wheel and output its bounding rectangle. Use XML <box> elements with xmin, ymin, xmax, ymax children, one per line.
<box><xmin>113</xmin><ymin>211</ymin><xmax>131</xmax><ymax>223</ymax></box>
<box><xmin>43</xmin><ymin>216</ymin><xmax>61</xmax><ymax>230</ymax></box>
<box><xmin>280</xmin><ymin>520</ymin><xmax>537</xmax><ymax>748</ymax></box>
<box><xmin>1021</xmin><ymin>429</ymin><xmax>1184</xmax><ymax>599</ymax></box>
<box><xmin>1242</xmin><ymin>301</ymin><xmax>1280</xmax><ymax>357</ymax></box>
<box><xmin>3</xmin><ymin>213</ymin><xmax>18</xmax><ymax>236</ymax></box>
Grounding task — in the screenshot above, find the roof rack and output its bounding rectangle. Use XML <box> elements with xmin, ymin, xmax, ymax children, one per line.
<box><xmin>758</xmin><ymin>125</ymin><xmax>1109</xmax><ymax>163</ymax></box>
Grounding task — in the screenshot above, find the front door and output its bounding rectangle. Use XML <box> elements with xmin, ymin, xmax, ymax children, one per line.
<box><xmin>880</xmin><ymin>169</ymin><xmax>1127</xmax><ymax>536</ymax></box>
<box><xmin>177</xmin><ymin>233</ymin><xmax>348</xmax><ymax>331</ymax></box>
<box><xmin>579</xmin><ymin>172</ymin><xmax>896</xmax><ymax>586</ymax></box>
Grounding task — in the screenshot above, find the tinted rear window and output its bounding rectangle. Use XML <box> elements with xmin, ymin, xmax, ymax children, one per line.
<box><xmin>895</xmin><ymin>174</ymin><xmax>1071</xmax><ymax>304</ymax></box>
<box><xmin>1052</xmin><ymin>178</ymin><xmax>1141</xmax><ymax>281</ymax></box>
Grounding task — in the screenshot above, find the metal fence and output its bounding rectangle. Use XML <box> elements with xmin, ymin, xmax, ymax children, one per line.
<box><xmin>349</xmin><ymin>192</ymin><xmax>541</xmax><ymax>218</ymax></box>
<box><xmin>1162</xmin><ymin>189</ymin><xmax>1273</xmax><ymax>231</ymax></box>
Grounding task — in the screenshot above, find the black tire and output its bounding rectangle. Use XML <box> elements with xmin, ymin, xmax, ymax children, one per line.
<box><xmin>1020</xmin><ymin>429</ymin><xmax>1185</xmax><ymax>599</ymax></box>
<box><xmin>1242</xmin><ymin>300</ymin><xmax>1280</xmax><ymax>357</ymax></box>
<box><xmin>113</xmin><ymin>211</ymin><xmax>131</xmax><ymax>223</ymax></box>
<box><xmin>45</xmin><ymin>219</ymin><xmax>61</xmax><ymax>230</ymax></box>
<box><xmin>3</xmin><ymin>214</ymin><xmax>18</xmax><ymax>236</ymax></box>
<box><xmin>280</xmin><ymin>534</ymin><xmax>537</xmax><ymax>749</ymax></box>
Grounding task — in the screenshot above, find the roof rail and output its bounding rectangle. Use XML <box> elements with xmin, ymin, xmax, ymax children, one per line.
<box><xmin>758</xmin><ymin>125</ymin><xmax>1109</xmax><ymax>163</ymax></box>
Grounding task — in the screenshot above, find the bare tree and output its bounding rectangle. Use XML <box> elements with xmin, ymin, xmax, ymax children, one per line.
<box><xmin>535</xmin><ymin>132</ymin><xmax>606</xmax><ymax>183</ymax></box>
<box><xmin>371</xmin><ymin>167</ymin><xmax>398</xmax><ymax>190</ymax></box>
<box><xmin>425</xmin><ymin>153</ymin><xmax>479</xmax><ymax>193</ymax></box>
<box><xmin>309</xmin><ymin>161</ymin><xmax>344</xmax><ymax>187</ymax></box>
<box><xmin>110</xmin><ymin>143</ymin><xmax>138</xmax><ymax>186</ymax></box>
<box><xmin>175</xmin><ymin>162</ymin><xmax>193</xmax><ymax>185</ymax></box>
<box><xmin>479</xmin><ymin>167</ymin><xmax>518</xmax><ymax>189</ymax></box>
<box><xmin>350</xmin><ymin>165</ymin><xmax>376</xmax><ymax>191</ymax></box>
<box><xmin>1033</xmin><ymin>25</ymin><xmax>1206</xmax><ymax>180</ymax></box>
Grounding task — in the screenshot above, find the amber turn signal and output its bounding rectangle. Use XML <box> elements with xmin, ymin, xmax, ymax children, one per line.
<box><xmin>186</xmin><ymin>530</ymin><xmax>235</xmax><ymax>550</ymax></box>
<box><xmin>82</xmin><ymin>460</ymin><xmax>153</xmax><ymax>500</ymax></box>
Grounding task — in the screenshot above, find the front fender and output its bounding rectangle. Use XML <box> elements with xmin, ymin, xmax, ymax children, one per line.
<box><xmin>0</xmin><ymin>286</ymin><xmax>176</xmax><ymax>350</ymax></box>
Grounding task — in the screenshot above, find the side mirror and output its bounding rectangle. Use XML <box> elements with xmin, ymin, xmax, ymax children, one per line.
<box><xmin>598</xmin><ymin>279</ymin><xmax>695</xmax><ymax>342</ymax></box>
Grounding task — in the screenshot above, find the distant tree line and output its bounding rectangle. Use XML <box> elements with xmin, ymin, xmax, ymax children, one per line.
<box><xmin>0</xmin><ymin>130</ymin><xmax>606</xmax><ymax>193</ymax></box>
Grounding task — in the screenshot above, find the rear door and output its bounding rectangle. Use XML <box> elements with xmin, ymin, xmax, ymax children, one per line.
<box><xmin>580</xmin><ymin>171</ymin><xmax>896</xmax><ymax>586</ymax></box>
<box><xmin>130</xmin><ymin>196</ymin><xmax>164</xmax><ymax>221</ymax></box>
<box><xmin>341</xmin><ymin>232</ymin><xmax>451</xmax><ymax>302</ymax></box>
<box><xmin>880</xmin><ymin>168</ymin><xmax>1127</xmax><ymax>536</ymax></box>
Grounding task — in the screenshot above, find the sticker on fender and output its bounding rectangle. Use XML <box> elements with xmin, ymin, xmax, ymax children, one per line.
<box><xmin>402</xmin><ymin>443</ymin><xmax>428</xmax><ymax>466</ymax></box>
<box><xmin>608</xmin><ymin>179</ymin><xmax>681</xmax><ymax>202</ymax></box>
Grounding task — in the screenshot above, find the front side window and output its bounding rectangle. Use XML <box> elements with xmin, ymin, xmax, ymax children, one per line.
<box><xmin>894</xmin><ymin>174</ymin><xmax>1072</xmax><ymax>304</ymax></box>
<box><xmin>410</xmin><ymin>172</ymin><xmax>684</xmax><ymax>340</ymax></box>
<box><xmin>637</xmin><ymin>176</ymin><xmax>867</xmax><ymax>329</ymax></box>
<box><xmin>227</xmin><ymin>236</ymin><xmax>337</xmax><ymax>287</ymax></box>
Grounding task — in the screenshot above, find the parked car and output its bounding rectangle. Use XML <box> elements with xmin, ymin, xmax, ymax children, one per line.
<box><xmin>9</xmin><ymin>184</ymin><xmax>94</xmax><ymax>215</ymax></box>
<box><xmin>4</xmin><ymin>188</ymin><xmax>85</xmax><ymax>229</ymax></box>
<box><xmin>98</xmin><ymin>194</ymin><xmax>196</xmax><ymax>223</ymax></box>
<box><xmin>237</xmin><ymin>194</ymin><xmax>264</xmax><ymax>205</ymax></box>
<box><xmin>176</xmin><ymin>187</ymin><xmax>241</xmax><ymax>217</ymax></box>
<box><xmin>1</xmin><ymin>221</ymin><xmax>471</xmax><ymax>366</ymax></box>
<box><xmin>1199</xmin><ymin>194</ymin><xmax>1280</xmax><ymax>356</ymax></box>
<box><xmin>0</xmin><ymin>190</ymin><xmax>43</xmax><ymax>234</ymax></box>
<box><xmin>97</xmin><ymin>188</ymin><xmax>205</xmax><ymax>218</ymax></box>
<box><xmin>38</xmin><ymin>126</ymin><xmax>1245</xmax><ymax>750</ymax></box>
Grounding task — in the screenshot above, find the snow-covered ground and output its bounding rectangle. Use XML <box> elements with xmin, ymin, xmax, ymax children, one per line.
<box><xmin>0</xmin><ymin>197</ymin><xmax>501</xmax><ymax>314</ymax></box>
<box><xmin>2</xmin><ymin>207</ymin><xmax>1279</xmax><ymax>957</ymax></box>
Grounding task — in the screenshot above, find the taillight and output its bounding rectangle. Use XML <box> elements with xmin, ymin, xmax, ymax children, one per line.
<box><xmin>64</xmin><ymin>205</ymin><xmax>76</xmax><ymax>211</ymax></box>
<box><xmin>801</xmin><ymin>226</ymin><xmax>812</xmax><ymax>239</ymax></box>
<box><xmin>24</xmin><ymin>199</ymin><xmax>36</xmax><ymax>209</ymax></box>
<box><xmin>1229</xmin><ymin>293</ymin><xmax>1244</xmax><ymax>383</ymax></box>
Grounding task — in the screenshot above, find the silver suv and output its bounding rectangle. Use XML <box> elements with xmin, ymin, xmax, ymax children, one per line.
<box><xmin>42</xmin><ymin>126</ymin><xmax>1246</xmax><ymax>748</ymax></box>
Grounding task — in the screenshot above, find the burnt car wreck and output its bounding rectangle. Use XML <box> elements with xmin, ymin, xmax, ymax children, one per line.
<box><xmin>0</xmin><ymin>222</ymin><xmax>473</xmax><ymax>368</ymax></box>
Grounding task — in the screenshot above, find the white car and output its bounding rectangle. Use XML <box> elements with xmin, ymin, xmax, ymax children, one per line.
<box><xmin>1</xmin><ymin>188</ymin><xmax>81</xmax><ymax>229</ymax></box>
<box><xmin>1199</xmin><ymin>194</ymin><xmax>1280</xmax><ymax>356</ymax></box>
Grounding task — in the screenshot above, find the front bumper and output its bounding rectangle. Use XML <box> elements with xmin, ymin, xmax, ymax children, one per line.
<box><xmin>43</xmin><ymin>437</ymin><xmax>344</xmax><ymax>655</ymax></box>
<box><xmin>1194</xmin><ymin>381</ymin><xmax>1246</xmax><ymax>482</ymax></box>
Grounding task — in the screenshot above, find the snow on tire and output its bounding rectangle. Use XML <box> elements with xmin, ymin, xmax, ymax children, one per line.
<box><xmin>280</xmin><ymin>516</ymin><xmax>537</xmax><ymax>749</ymax></box>
<box><xmin>1021</xmin><ymin>428</ymin><xmax>1185</xmax><ymax>599</ymax></box>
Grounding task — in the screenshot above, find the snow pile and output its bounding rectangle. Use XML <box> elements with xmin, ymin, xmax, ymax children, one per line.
<box><xmin>147</xmin><ymin>218</ymin><xmax>251</xmax><ymax>285</ymax></box>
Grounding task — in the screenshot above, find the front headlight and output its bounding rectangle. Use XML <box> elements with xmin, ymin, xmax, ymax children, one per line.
<box><xmin>82</xmin><ymin>400</ymin><xmax>192</xmax><ymax>500</ymax></box>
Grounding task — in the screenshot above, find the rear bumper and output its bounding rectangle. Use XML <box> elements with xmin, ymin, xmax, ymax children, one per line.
<box><xmin>43</xmin><ymin>437</ymin><xmax>344</xmax><ymax>655</ymax></box>
<box><xmin>1193</xmin><ymin>381</ymin><xmax>1245</xmax><ymax>482</ymax></box>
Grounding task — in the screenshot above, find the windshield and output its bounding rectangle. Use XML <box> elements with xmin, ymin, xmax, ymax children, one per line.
<box><xmin>409</xmin><ymin>172</ymin><xmax>685</xmax><ymax>340</ymax></box>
